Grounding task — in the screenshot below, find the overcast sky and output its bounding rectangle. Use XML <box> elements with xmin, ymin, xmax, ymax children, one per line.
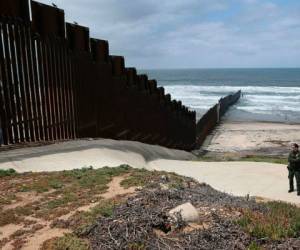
<box><xmin>37</xmin><ymin>0</ymin><xmax>300</xmax><ymax>69</ymax></box>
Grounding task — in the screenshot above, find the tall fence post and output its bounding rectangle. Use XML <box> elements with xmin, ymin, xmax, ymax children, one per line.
<box><xmin>67</xmin><ymin>23</ymin><xmax>98</xmax><ymax>138</ymax></box>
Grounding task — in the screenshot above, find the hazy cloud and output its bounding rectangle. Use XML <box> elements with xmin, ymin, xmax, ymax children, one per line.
<box><xmin>37</xmin><ymin>0</ymin><xmax>300</xmax><ymax>68</ymax></box>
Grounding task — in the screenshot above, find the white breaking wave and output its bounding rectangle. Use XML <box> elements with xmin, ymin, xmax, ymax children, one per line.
<box><xmin>164</xmin><ymin>85</ymin><xmax>300</xmax><ymax>95</ymax></box>
<box><xmin>163</xmin><ymin>85</ymin><xmax>300</xmax><ymax>123</ymax></box>
<box><xmin>237</xmin><ymin>106</ymin><xmax>300</xmax><ymax>112</ymax></box>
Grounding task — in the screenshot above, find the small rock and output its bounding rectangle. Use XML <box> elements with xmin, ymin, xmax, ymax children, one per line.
<box><xmin>169</xmin><ymin>202</ymin><xmax>199</xmax><ymax>223</ymax></box>
<box><xmin>159</xmin><ymin>183</ymin><xmax>169</xmax><ymax>190</ymax></box>
<box><xmin>160</xmin><ymin>175</ymin><xmax>169</xmax><ymax>182</ymax></box>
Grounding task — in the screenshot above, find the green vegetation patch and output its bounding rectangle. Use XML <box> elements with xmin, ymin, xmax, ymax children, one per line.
<box><xmin>0</xmin><ymin>194</ymin><xmax>17</xmax><ymax>206</ymax></box>
<box><xmin>13</xmin><ymin>165</ymin><xmax>131</xmax><ymax>194</ymax></box>
<box><xmin>237</xmin><ymin>201</ymin><xmax>300</xmax><ymax>240</ymax></box>
<box><xmin>248</xmin><ymin>241</ymin><xmax>263</xmax><ymax>250</ymax></box>
<box><xmin>0</xmin><ymin>203</ymin><xmax>37</xmax><ymax>226</ymax></box>
<box><xmin>121</xmin><ymin>168</ymin><xmax>186</xmax><ymax>190</ymax></box>
<box><xmin>0</xmin><ymin>165</ymin><xmax>132</xmax><ymax>225</ymax></box>
<box><xmin>0</xmin><ymin>168</ymin><xmax>17</xmax><ymax>178</ymax></box>
<box><xmin>0</xmin><ymin>210</ymin><xmax>18</xmax><ymax>226</ymax></box>
<box><xmin>73</xmin><ymin>199</ymin><xmax>118</xmax><ymax>235</ymax></box>
<box><xmin>197</xmin><ymin>154</ymin><xmax>288</xmax><ymax>165</ymax></box>
<box><xmin>127</xmin><ymin>242</ymin><xmax>145</xmax><ymax>250</ymax></box>
<box><xmin>240</xmin><ymin>155</ymin><xmax>288</xmax><ymax>165</ymax></box>
<box><xmin>14</xmin><ymin>205</ymin><xmax>34</xmax><ymax>217</ymax></box>
<box><xmin>120</xmin><ymin>168</ymin><xmax>151</xmax><ymax>188</ymax></box>
<box><xmin>43</xmin><ymin>234</ymin><xmax>90</xmax><ymax>250</ymax></box>
<box><xmin>47</xmin><ymin>192</ymin><xmax>78</xmax><ymax>210</ymax></box>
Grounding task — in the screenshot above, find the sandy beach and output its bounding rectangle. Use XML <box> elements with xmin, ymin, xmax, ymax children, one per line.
<box><xmin>202</xmin><ymin>121</ymin><xmax>300</xmax><ymax>156</ymax></box>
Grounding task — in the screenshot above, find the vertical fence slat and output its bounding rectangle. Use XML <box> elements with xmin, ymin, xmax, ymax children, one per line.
<box><xmin>42</xmin><ymin>41</ymin><xmax>54</xmax><ymax>141</ymax></box>
<box><xmin>59</xmin><ymin>41</ymin><xmax>70</xmax><ymax>139</ymax></box>
<box><xmin>2</xmin><ymin>21</ymin><xmax>19</xmax><ymax>143</ymax></box>
<box><xmin>15</xmin><ymin>20</ymin><xmax>30</xmax><ymax>142</ymax></box>
<box><xmin>0</xmin><ymin>20</ymin><xmax>11</xmax><ymax>145</ymax></box>
<box><xmin>38</xmin><ymin>38</ymin><xmax>50</xmax><ymax>141</ymax></box>
<box><xmin>27</xmin><ymin>24</ymin><xmax>40</xmax><ymax>141</ymax></box>
<box><xmin>55</xmin><ymin>39</ymin><xmax>64</xmax><ymax>139</ymax></box>
<box><xmin>19</xmin><ymin>22</ymin><xmax>33</xmax><ymax>142</ymax></box>
<box><xmin>67</xmin><ymin>55</ymin><xmax>75</xmax><ymax>139</ymax></box>
<box><xmin>22</xmin><ymin>23</ymin><xmax>37</xmax><ymax>142</ymax></box>
<box><xmin>8</xmin><ymin>21</ymin><xmax>23</xmax><ymax>143</ymax></box>
<box><xmin>0</xmin><ymin>65</ymin><xmax>5</xmax><ymax>145</ymax></box>
<box><xmin>50</xmin><ymin>37</ymin><xmax>61</xmax><ymax>140</ymax></box>
<box><xmin>31</xmin><ymin>35</ymin><xmax>44</xmax><ymax>141</ymax></box>
<box><xmin>61</xmin><ymin>45</ymin><xmax>70</xmax><ymax>139</ymax></box>
<box><xmin>36</xmin><ymin>38</ymin><xmax>48</xmax><ymax>141</ymax></box>
<box><xmin>46</xmin><ymin>41</ymin><xmax>58</xmax><ymax>140</ymax></box>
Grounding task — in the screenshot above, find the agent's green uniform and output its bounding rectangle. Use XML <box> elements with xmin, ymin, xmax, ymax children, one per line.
<box><xmin>288</xmin><ymin>151</ymin><xmax>300</xmax><ymax>193</ymax></box>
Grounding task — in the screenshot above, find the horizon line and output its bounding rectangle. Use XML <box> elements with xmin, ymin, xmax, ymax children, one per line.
<box><xmin>138</xmin><ymin>67</ymin><xmax>300</xmax><ymax>71</ymax></box>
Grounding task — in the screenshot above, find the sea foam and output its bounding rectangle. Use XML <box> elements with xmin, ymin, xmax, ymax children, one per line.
<box><xmin>163</xmin><ymin>85</ymin><xmax>300</xmax><ymax>123</ymax></box>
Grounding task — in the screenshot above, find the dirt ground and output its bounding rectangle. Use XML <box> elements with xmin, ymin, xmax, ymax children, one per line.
<box><xmin>0</xmin><ymin>166</ymin><xmax>138</xmax><ymax>250</ymax></box>
<box><xmin>1</xmin><ymin>166</ymin><xmax>300</xmax><ymax>250</ymax></box>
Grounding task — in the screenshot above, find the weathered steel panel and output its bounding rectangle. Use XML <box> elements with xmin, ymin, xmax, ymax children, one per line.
<box><xmin>66</xmin><ymin>23</ymin><xmax>90</xmax><ymax>52</ymax></box>
<box><xmin>126</xmin><ymin>68</ymin><xmax>137</xmax><ymax>85</ymax></box>
<box><xmin>0</xmin><ymin>0</ymin><xmax>30</xmax><ymax>21</ymax></box>
<box><xmin>96</xmin><ymin>62</ymin><xmax>116</xmax><ymax>138</ymax></box>
<box><xmin>110</xmin><ymin>56</ymin><xmax>125</xmax><ymax>76</ymax></box>
<box><xmin>73</xmin><ymin>54</ymin><xmax>98</xmax><ymax>137</ymax></box>
<box><xmin>91</xmin><ymin>39</ymin><xmax>109</xmax><ymax>62</ymax></box>
<box><xmin>67</xmin><ymin>23</ymin><xmax>98</xmax><ymax>138</ymax></box>
<box><xmin>31</xmin><ymin>1</ymin><xmax>65</xmax><ymax>38</ymax></box>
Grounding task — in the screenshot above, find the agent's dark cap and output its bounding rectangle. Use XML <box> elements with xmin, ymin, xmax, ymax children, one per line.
<box><xmin>293</xmin><ymin>143</ymin><xmax>299</xmax><ymax>148</ymax></box>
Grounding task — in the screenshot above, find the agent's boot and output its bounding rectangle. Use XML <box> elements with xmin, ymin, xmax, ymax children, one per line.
<box><xmin>289</xmin><ymin>179</ymin><xmax>294</xmax><ymax>193</ymax></box>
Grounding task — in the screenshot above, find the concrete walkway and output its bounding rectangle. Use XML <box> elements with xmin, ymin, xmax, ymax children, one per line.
<box><xmin>0</xmin><ymin>139</ymin><xmax>298</xmax><ymax>205</ymax></box>
<box><xmin>148</xmin><ymin>160</ymin><xmax>299</xmax><ymax>205</ymax></box>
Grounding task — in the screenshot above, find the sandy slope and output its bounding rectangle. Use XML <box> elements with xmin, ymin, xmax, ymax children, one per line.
<box><xmin>0</xmin><ymin>138</ymin><xmax>195</xmax><ymax>172</ymax></box>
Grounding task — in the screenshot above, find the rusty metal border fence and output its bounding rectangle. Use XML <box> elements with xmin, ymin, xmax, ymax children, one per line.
<box><xmin>196</xmin><ymin>90</ymin><xmax>241</xmax><ymax>148</ymax></box>
<box><xmin>0</xmin><ymin>0</ymin><xmax>196</xmax><ymax>151</ymax></box>
<box><xmin>219</xmin><ymin>90</ymin><xmax>241</xmax><ymax>117</ymax></box>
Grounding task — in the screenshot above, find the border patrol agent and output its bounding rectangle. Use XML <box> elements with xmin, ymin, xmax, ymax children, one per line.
<box><xmin>288</xmin><ymin>143</ymin><xmax>300</xmax><ymax>195</ymax></box>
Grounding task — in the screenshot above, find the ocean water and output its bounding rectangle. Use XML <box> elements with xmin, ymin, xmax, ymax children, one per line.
<box><xmin>140</xmin><ymin>68</ymin><xmax>300</xmax><ymax>124</ymax></box>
